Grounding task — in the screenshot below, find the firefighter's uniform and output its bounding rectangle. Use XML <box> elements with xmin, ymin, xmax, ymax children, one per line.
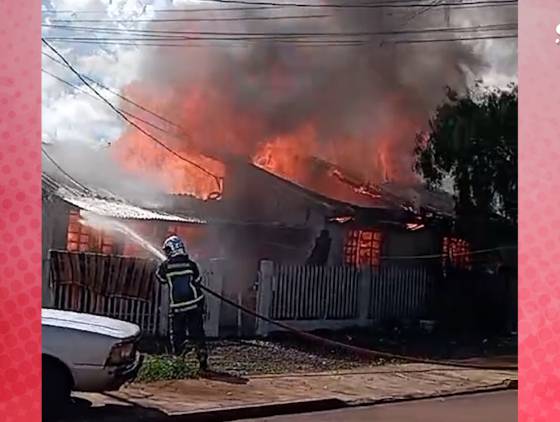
<box><xmin>156</xmin><ymin>239</ymin><xmax>208</xmax><ymax>369</ymax></box>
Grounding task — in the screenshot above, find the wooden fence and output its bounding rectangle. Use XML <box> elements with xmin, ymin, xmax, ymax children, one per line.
<box><xmin>48</xmin><ymin>251</ymin><xmax>224</xmax><ymax>337</ymax></box>
<box><xmin>256</xmin><ymin>261</ymin><xmax>434</xmax><ymax>336</ymax></box>
<box><xmin>49</xmin><ymin>250</ymin><xmax>162</xmax><ymax>334</ymax></box>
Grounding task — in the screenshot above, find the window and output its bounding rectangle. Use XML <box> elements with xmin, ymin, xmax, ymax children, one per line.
<box><xmin>66</xmin><ymin>210</ymin><xmax>115</xmax><ymax>254</ymax></box>
<box><xmin>67</xmin><ymin>210</ymin><xmax>90</xmax><ymax>252</ymax></box>
<box><xmin>344</xmin><ymin>229</ymin><xmax>382</xmax><ymax>267</ymax></box>
<box><xmin>442</xmin><ymin>236</ymin><xmax>471</xmax><ymax>269</ymax></box>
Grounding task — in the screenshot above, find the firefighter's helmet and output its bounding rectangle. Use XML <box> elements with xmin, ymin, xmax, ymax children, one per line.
<box><xmin>162</xmin><ymin>235</ymin><xmax>187</xmax><ymax>258</ymax></box>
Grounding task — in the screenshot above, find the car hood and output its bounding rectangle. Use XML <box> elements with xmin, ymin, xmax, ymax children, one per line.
<box><xmin>42</xmin><ymin>308</ymin><xmax>141</xmax><ymax>340</ymax></box>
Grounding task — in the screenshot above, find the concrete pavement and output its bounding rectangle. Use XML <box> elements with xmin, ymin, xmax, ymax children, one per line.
<box><xmin>65</xmin><ymin>363</ymin><xmax>517</xmax><ymax>421</ymax></box>
<box><xmin>244</xmin><ymin>391</ymin><xmax>518</xmax><ymax>422</ymax></box>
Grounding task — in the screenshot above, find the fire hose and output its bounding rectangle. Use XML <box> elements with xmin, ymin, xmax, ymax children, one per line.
<box><xmin>197</xmin><ymin>284</ymin><xmax>518</xmax><ymax>372</ymax></box>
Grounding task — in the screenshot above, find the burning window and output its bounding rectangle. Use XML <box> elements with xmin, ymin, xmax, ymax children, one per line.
<box><xmin>442</xmin><ymin>236</ymin><xmax>471</xmax><ymax>269</ymax></box>
<box><xmin>66</xmin><ymin>210</ymin><xmax>115</xmax><ymax>255</ymax></box>
<box><xmin>344</xmin><ymin>230</ymin><xmax>382</xmax><ymax>267</ymax></box>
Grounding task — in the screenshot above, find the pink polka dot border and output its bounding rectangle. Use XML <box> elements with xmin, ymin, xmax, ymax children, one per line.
<box><xmin>0</xmin><ymin>2</ymin><xmax>41</xmax><ymax>421</ymax></box>
<box><xmin>519</xmin><ymin>3</ymin><xmax>560</xmax><ymax>422</ymax></box>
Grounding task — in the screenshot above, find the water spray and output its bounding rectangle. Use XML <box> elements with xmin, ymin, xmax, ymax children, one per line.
<box><xmin>79</xmin><ymin>211</ymin><xmax>166</xmax><ymax>261</ymax></box>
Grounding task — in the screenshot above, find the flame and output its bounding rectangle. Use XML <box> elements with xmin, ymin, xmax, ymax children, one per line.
<box><xmin>112</xmin><ymin>129</ymin><xmax>225</xmax><ymax>199</ymax></box>
<box><xmin>111</xmin><ymin>84</ymin><xmax>424</xmax><ymax>202</ymax></box>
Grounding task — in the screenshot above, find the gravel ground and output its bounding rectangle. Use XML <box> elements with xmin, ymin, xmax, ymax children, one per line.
<box><xmin>205</xmin><ymin>339</ymin><xmax>385</xmax><ymax>374</ymax></box>
<box><xmin>136</xmin><ymin>339</ymin><xmax>388</xmax><ymax>382</ymax></box>
<box><xmin>135</xmin><ymin>330</ymin><xmax>516</xmax><ymax>383</ymax></box>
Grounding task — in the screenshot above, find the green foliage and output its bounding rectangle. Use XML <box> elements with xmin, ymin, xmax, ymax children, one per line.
<box><xmin>136</xmin><ymin>354</ymin><xmax>198</xmax><ymax>383</ymax></box>
<box><xmin>415</xmin><ymin>84</ymin><xmax>517</xmax><ymax>229</ymax></box>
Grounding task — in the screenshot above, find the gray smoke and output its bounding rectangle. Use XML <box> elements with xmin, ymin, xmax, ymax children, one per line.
<box><xmin>42</xmin><ymin>141</ymin><xmax>172</xmax><ymax>206</ymax></box>
<box><xmin>118</xmin><ymin>1</ymin><xmax>517</xmax><ymax>184</ymax></box>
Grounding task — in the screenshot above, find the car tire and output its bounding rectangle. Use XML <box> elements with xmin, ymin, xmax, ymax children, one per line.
<box><xmin>42</xmin><ymin>358</ymin><xmax>71</xmax><ymax>422</ymax></box>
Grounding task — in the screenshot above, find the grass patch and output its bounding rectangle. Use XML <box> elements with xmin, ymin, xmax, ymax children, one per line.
<box><xmin>136</xmin><ymin>354</ymin><xmax>198</xmax><ymax>383</ymax></box>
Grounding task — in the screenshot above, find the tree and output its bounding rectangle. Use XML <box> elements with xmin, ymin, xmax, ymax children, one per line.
<box><xmin>415</xmin><ymin>84</ymin><xmax>517</xmax><ymax>247</ymax></box>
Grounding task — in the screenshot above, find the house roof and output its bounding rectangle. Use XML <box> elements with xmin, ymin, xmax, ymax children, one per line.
<box><xmin>42</xmin><ymin>173</ymin><xmax>206</xmax><ymax>224</ymax></box>
<box><xmin>229</xmin><ymin>160</ymin><xmax>455</xmax><ymax>218</ymax></box>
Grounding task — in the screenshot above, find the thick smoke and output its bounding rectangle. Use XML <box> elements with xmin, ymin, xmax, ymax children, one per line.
<box><xmin>43</xmin><ymin>141</ymin><xmax>172</xmax><ymax>206</ymax></box>
<box><xmin>116</xmin><ymin>1</ymin><xmax>516</xmax><ymax>187</ymax></box>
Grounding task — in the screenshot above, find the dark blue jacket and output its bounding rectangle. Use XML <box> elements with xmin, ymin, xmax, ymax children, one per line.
<box><xmin>156</xmin><ymin>255</ymin><xmax>204</xmax><ymax>313</ymax></box>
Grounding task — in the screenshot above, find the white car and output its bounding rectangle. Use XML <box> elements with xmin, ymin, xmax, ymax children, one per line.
<box><xmin>42</xmin><ymin>309</ymin><xmax>144</xmax><ymax>420</ymax></box>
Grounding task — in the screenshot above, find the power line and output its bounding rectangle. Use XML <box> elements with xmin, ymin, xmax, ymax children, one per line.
<box><xmin>42</xmin><ymin>6</ymin><xmax>286</xmax><ymax>14</ymax></box>
<box><xmin>393</xmin><ymin>34</ymin><xmax>517</xmax><ymax>44</ymax></box>
<box><xmin>42</xmin><ymin>68</ymin><xmax>179</xmax><ymax>136</ymax></box>
<box><xmin>42</xmin><ymin>22</ymin><xmax>517</xmax><ymax>38</ymax></box>
<box><xmin>47</xmin><ymin>14</ymin><xmax>332</xmax><ymax>23</ymax></box>
<box><xmin>381</xmin><ymin>245</ymin><xmax>517</xmax><ymax>260</ymax></box>
<box><xmin>43</xmin><ymin>39</ymin><xmax>366</xmax><ymax>47</ymax></box>
<box><xmin>42</xmin><ymin>38</ymin><xmax>222</xmax><ymax>190</ymax></box>
<box><xmin>185</xmin><ymin>0</ymin><xmax>517</xmax><ymax>9</ymax></box>
<box><xmin>43</xmin><ymin>32</ymin><xmax>517</xmax><ymax>47</ymax></box>
<box><xmin>42</xmin><ymin>51</ymin><xmax>190</xmax><ymax>136</ymax></box>
<box><xmin>42</xmin><ymin>145</ymin><xmax>92</xmax><ymax>193</ymax></box>
<box><xmin>41</xmin><ymin>0</ymin><xmax>517</xmax><ymax>14</ymax></box>
<box><xmin>40</xmin><ymin>23</ymin><xmax>518</xmax><ymax>46</ymax></box>
<box><xmin>399</xmin><ymin>0</ymin><xmax>445</xmax><ymax>27</ymax></box>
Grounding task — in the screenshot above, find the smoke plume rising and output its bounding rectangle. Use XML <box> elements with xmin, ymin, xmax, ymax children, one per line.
<box><xmin>110</xmin><ymin>1</ymin><xmax>516</xmax><ymax>198</ymax></box>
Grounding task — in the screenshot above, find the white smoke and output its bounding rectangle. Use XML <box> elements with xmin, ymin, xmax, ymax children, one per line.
<box><xmin>42</xmin><ymin>140</ymin><xmax>172</xmax><ymax>205</ymax></box>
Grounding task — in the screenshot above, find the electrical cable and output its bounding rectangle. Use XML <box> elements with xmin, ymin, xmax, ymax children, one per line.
<box><xmin>42</xmin><ymin>0</ymin><xmax>517</xmax><ymax>14</ymax></box>
<box><xmin>393</xmin><ymin>34</ymin><xmax>517</xmax><ymax>44</ymax></box>
<box><xmin>42</xmin><ymin>33</ymin><xmax>517</xmax><ymax>47</ymax></box>
<box><xmin>42</xmin><ymin>52</ymin><xmax>192</xmax><ymax>136</ymax></box>
<box><xmin>42</xmin><ymin>22</ymin><xmax>517</xmax><ymax>38</ymax></box>
<box><xmin>41</xmin><ymin>146</ymin><xmax>92</xmax><ymax>193</ymax></box>
<box><xmin>42</xmin><ymin>68</ymin><xmax>178</xmax><ymax>136</ymax></box>
<box><xmin>188</xmin><ymin>0</ymin><xmax>518</xmax><ymax>9</ymax></box>
<box><xmin>42</xmin><ymin>38</ymin><xmax>223</xmax><ymax>192</ymax></box>
<box><xmin>48</xmin><ymin>14</ymin><xmax>333</xmax><ymax>23</ymax></box>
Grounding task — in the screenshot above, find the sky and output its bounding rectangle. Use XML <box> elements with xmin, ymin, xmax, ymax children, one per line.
<box><xmin>41</xmin><ymin>0</ymin><xmax>518</xmax><ymax>170</ymax></box>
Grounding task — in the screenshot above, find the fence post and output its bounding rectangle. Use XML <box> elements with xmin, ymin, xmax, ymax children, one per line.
<box><xmin>207</xmin><ymin>258</ymin><xmax>225</xmax><ymax>338</ymax></box>
<box><xmin>256</xmin><ymin>260</ymin><xmax>274</xmax><ymax>337</ymax></box>
<box><xmin>358</xmin><ymin>267</ymin><xmax>372</xmax><ymax>326</ymax></box>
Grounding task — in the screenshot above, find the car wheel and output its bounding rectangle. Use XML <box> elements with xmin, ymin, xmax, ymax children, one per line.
<box><xmin>42</xmin><ymin>358</ymin><xmax>71</xmax><ymax>421</ymax></box>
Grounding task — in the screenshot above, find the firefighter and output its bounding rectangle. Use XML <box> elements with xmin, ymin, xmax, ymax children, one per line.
<box><xmin>156</xmin><ymin>235</ymin><xmax>208</xmax><ymax>371</ymax></box>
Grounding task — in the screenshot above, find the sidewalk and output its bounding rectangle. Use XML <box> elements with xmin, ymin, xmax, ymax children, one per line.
<box><xmin>67</xmin><ymin>363</ymin><xmax>517</xmax><ymax>421</ymax></box>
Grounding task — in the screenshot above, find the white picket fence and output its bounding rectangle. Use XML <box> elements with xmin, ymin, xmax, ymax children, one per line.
<box><xmin>369</xmin><ymin>264</ymin><xmax>433</xmax><ymax>322</ymax></box>
<box><xmin>256</xmin><ymin>261</ymin><xmax>434</xmax><ymax>336</ymax></box>
<box><xmin>50</xmin><ymin>252</ymin><xmax>434</xmax><ymax>338</ymax></box>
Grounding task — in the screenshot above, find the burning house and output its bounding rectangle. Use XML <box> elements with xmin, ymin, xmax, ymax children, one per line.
<box><xmin>42</xmin><ymin>149</ymin><xmax>466</xmax><ymax>336</ymax></box>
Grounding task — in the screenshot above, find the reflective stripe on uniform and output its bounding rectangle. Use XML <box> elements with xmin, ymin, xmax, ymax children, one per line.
<box><xmin>165</xmin><ymin>268</ymin><xmax>204</xmax><ymax>308</ymax></box>
<box><xmin>167</xmin><ymin>270</ymin><xmax>195</xmax><ymax>277</ymax></box>
<box><xmin>167</xmin><ymin>263</ymin><xmax>195</xmax><ymax>270</ymax></box>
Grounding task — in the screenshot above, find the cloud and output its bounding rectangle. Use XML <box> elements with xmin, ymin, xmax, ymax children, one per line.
<box><xmin>42</xmin><ymin>0</ymin><xmax>148</xmax><ymax>146</ymax></box>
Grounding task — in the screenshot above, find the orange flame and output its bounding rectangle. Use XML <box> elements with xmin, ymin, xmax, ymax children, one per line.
<box><xmin>111</xmin><ymin>85</ymin><xmax>424</xmax><ymax>202</ymax></box>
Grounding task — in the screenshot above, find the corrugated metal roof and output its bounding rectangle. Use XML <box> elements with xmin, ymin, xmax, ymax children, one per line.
<box><xmin>42</xmin><ymin>173</ymin><xmax>206</xmax><ymax>224</ymax></box>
